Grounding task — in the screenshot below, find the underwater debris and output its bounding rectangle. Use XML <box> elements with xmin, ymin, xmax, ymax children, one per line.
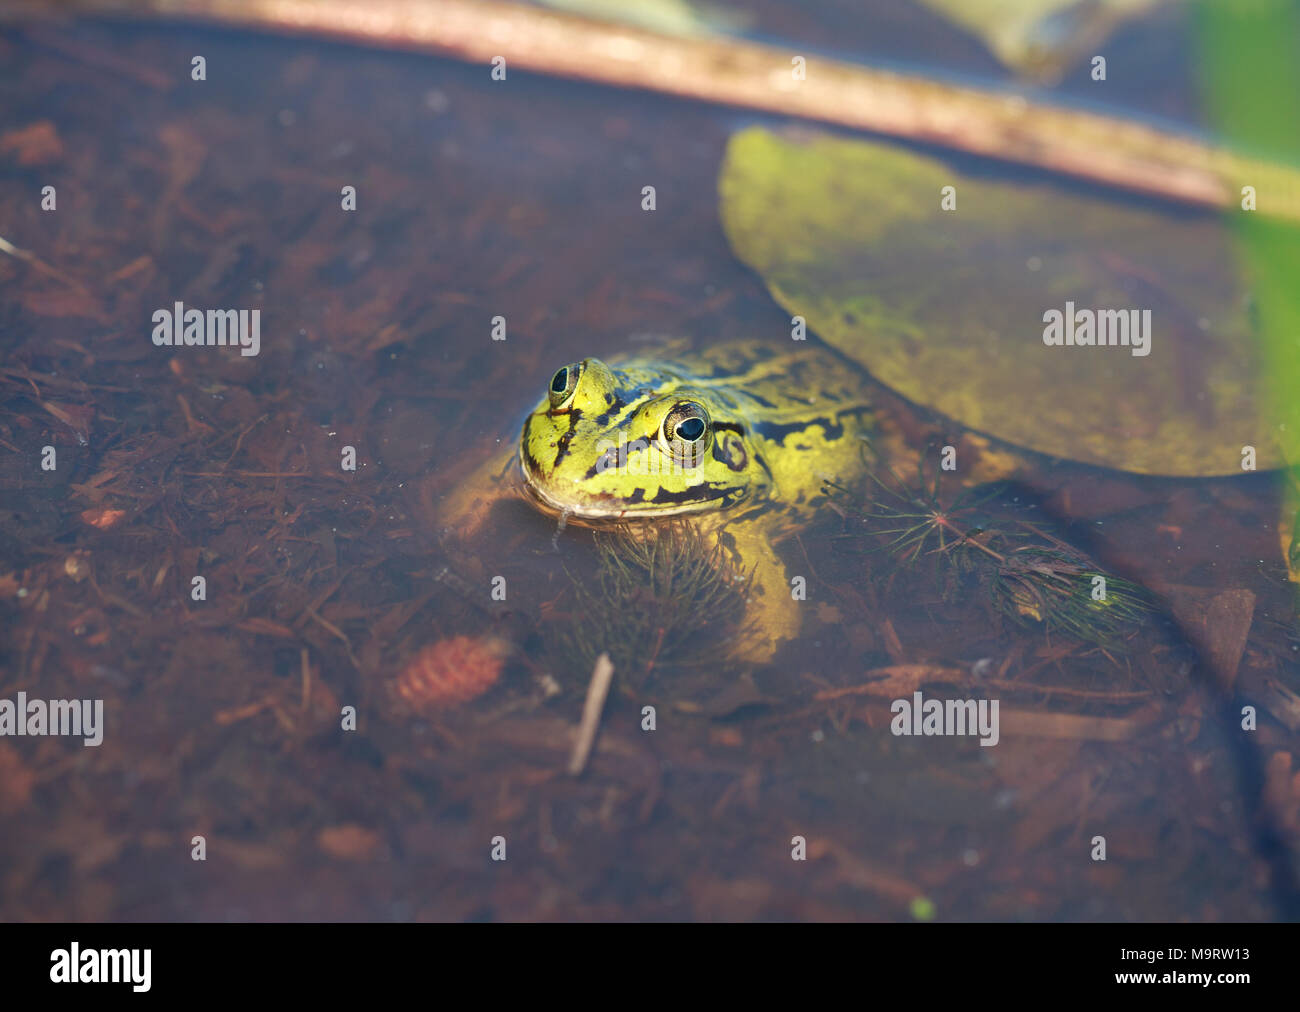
<box><xmin>826</xmin><ymin>456</ymin><xmax>1151</xmax><ymax>648</ymax></box>
<box><xmin>316</xmin><ymin>824</ymin><xmax>382</xmax><ymax>861</ymax></box>
<box><xmin>393</xmin><ymin>635</ymin><xmax>510</xmax><ymax>713</ymax></box>
<box><xmin>0</xmin><ymin>744</ymin><xmax>34</xmax><ymax>815</ymax></box>
<box><xmin>568</xmin><ymin>653</ymin><xmax>615</xmax><ymax>776</ymax></box>
<box><xmin>551</xmin><ymin>521</ymin><xmax>749</xmax><ymax>685</ymax></box>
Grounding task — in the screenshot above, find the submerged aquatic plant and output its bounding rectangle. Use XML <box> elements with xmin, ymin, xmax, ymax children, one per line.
<box><xmin>552</xmin><ymin>521</ymin><xmax>749</xmax><ymax>685</ymax></box>
<box><xmin>986</xmin><ymin>542</ymin><xmax>1152</xmax><ymax>646</ymax></box>
<box><xmin>827</xmin><ymin>454</ymin><xmax>1012</xmax><ymax>575</ymax></box>
<box><xmin>826</xmin><ymin>455</ymin><xmax>1151</xmax><ymax>649</ymax></box>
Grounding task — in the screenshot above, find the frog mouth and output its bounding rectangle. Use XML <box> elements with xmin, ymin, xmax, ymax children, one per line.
<box><xmin>518</xmin><ymin>446</ymin><xmax>748</xmax><ymax>521</ymax></box>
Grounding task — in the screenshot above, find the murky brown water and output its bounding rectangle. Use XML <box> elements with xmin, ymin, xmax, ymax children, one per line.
<box><xmin>1</xmin><ymin>7</ymin><xmax>1297</xmax><ymax>921</ymax></box>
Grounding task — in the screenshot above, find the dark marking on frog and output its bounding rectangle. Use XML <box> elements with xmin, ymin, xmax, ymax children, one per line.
<box><xmin>552</xmin><ymin>408</ymin><xmax>584</xmax><ymax>468</ymax></box>
<box><xmin>712</xmin><ymin>432</ymin><xmax>748</xmax><ymax>473</ymax></box>
<box><xmin>752</xmin><ymin>416</ymin><xmax>844</xmax><ymax>443</ymax></box>
<box><xmin>520</xmin><ymin>441</ymin><xmax>544</xmax><ymax>480</ymax></box>
<box><xmin>592</xmin><ymin>392</ymin><xmax>628</xmax><ymax>428</ymax></box>
<box><xmin>648</xmin><ymin>483</ymin><xmax>746</xmax><ymax>507</ymax></box>
<box><xmin>582</xmin><ymin>436</ymin><xmax>651</xmax><ymax>480</ymax></box>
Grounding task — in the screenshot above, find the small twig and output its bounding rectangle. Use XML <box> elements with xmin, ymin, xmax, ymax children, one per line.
<box><xmin>0</xmin><ymin>235</ymin><xmax>33</xmax><ymax>262</ymax></box>
<box><xmin>983</xmin><ymin>679</ymin><xmax>1152</xmax><ymax>700</ymax></box>
<box><xmin>568</xmin><ymin>652</ymin><xmax>614</xmax><ymax>777</ymax></box>
<box><xmin>179</xmin><ymin>471</ymin><xmax>317</xmax><ymax>477</ymax></box>
<box><xmin>642</xmin><ymin>626</ymin><xmax>666</xmax><ymax>681</ymax></box>
<box><xmin>88</xmin><ymin>575</ymin><xmax>147</xmax><ymax>617</ymax></box>
<box><xmin>213</xmin><ymin>696</ymin><xmax>275</xmax><ymax>726</ymax></box>
<box><xmin>299</xmin><ymin>647</ymin><xmax>312</xmax><ymax>713</ymax></box>
<box><xmin>303</xmin><ymin>607</ymin><xmax>361</xmax><ymax>671</ymax></box>
<box><xmin>22</xmin><ymin>26</ymin><xmax>175</xmax><ymax>89</ymax></box>
<box><xmin>997</xmin><ymin>706</ymin><xmax>1156</xmax><ymax>741</ymax></box>
<box><xmin>0</xmin><ymin>234</ymin><xmax>94</xmax><ymax>295</ymax></box>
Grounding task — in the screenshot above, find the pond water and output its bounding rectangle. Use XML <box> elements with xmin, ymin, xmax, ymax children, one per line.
<box><xmin>1</xmin><ymin>7</ymin><xmax>1297</xmax><ymax>921</ymax></box>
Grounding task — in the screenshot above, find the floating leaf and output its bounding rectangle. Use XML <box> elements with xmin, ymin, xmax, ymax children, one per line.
<box><xmin>537</xmin><ymin>0</ymin><xmax>747</xmax><ymax>38</ymax></box>
<box><xmin>917</xmin><ymin>0</ymin><xmax>1160</xmax><ymax>80</ymax></box>
<box><xmin>1284</xmin><ymin>474</ymin><xmax>1300</xmax><ymax>584</ymax></box>
<box><xmin>719</xmin><ymin>126</ymin><xmax>1270</xmax><ymax>476</ymax></box>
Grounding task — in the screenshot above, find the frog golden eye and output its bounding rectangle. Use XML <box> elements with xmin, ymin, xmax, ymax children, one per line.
<box><xmin>548</xmin><ymin>363</ymin><xmax>581</xmax><ymax>409</ymax></box>
<box><xmin>660</xmin><ymin>401</ymin><xmax>710</xmax><ymax>465</ymax></box>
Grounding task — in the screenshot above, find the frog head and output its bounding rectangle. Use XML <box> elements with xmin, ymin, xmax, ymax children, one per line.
<box><xmin>519</xmin><ymin>357</ymin><xmax>769</xmax><ymax>521</ymax></box>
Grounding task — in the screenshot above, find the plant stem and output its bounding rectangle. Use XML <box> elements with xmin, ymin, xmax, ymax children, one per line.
<box><xmin>30</xmin><ymin>0</ymin><xmax>1300</xmax><ymax>220</ymax></box>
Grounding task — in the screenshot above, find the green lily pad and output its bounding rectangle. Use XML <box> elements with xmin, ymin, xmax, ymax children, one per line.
<box><xmin>537</xmin><ymin>0</ymin><xmax>748</xmax><ymax>38</ymax></box>
<box><xmin>918</xmin><ymin>0</ymin><xmax>1161</xmax><ymax>80</ymax></box>
<box><xmin>718</xmin><ymin>126</ymin><xmax>1273</xmax><ymax>477</ymax></box>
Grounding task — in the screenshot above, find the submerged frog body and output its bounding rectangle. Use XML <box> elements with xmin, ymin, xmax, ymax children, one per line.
<box><xmin>448</xmin><ymin>339</ymin><xmax>878</xmax><ymax>664</ymax></box>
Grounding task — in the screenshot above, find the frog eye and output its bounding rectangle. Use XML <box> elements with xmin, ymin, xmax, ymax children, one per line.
<box><xmin>659</xmin><ymin>401</ymin><xmax>710</xmax><ymax>465</ymax></box>
<box><xmin>548</xmin><ymin>363</ymin><xmax>581</xmax><ymax>409</ymax></box>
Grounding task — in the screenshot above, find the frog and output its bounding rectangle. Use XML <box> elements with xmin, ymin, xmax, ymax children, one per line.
<box><xmin>443</xmin><ymin>339</ymin><xmax>886</xmax><ymax>664</ymax></box>
<box><xmin>440</xmin><ymin>334</ymin><xmax>1030</xmax><ymax>664</ymax></box>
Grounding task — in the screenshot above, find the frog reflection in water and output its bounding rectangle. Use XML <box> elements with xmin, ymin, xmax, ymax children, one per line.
<box><xmin>445</xmin><ymin>339</ymin><xmax>888</xmax><ymax>665</ymax></box>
